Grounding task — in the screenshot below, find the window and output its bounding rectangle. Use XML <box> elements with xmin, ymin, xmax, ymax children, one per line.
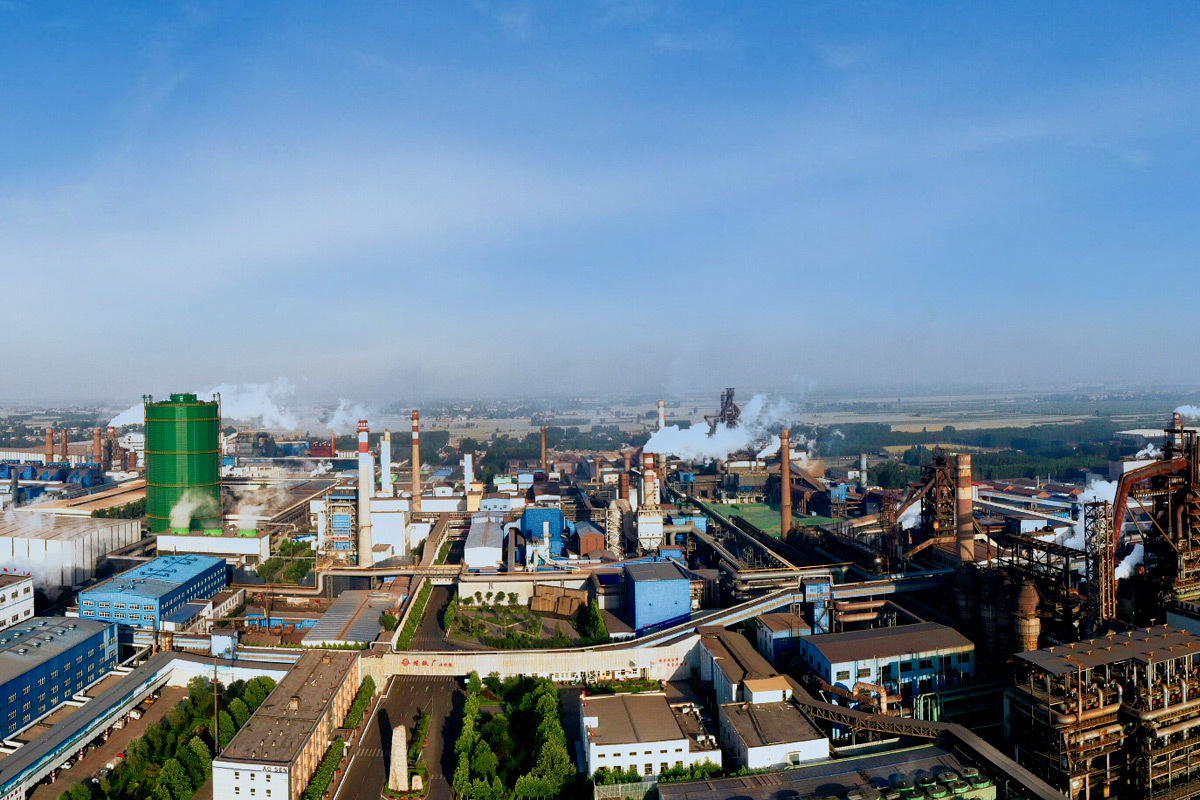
<box><xmin>900</xmin><ymin>661</ymin><xmax>913</xmax><ymax>673</ymax></box>
<box><xmin>81</xmin><ymin>600</ymin><xmax>93</xmax><ymax>607</ymax></box>
<box><xmin>958</xmin><ymin>653</ymin><xmax>971</xmax><ymax>663</ymax></box>
<box><xmin>835</xmin><ymin>670</ymin><xmax>850</xmax><ymax>681</ymax></box>
<box><xmin>37</xmin><ymin>678</ymin><xmax>44</xmax><ymax>686</ymax></box>
<box><xmin>98</xmin><ymin>602</ymin><xmax>110</xmax><ymax>608</ymax></box>
<box><xmin>919</xmin><ymin>659</ymin><xmax>933</xmax><ymax>670</ymax></box>
<box><xmin>644</xmin><ymin>764</ymin><xmax>652</xmax><ymax>776</ymax></box>
<box><xmin>23</xmin><ymin>587</ymin><xmax>29</xmax><ymax>594</ymax></box>
<box><xmin>857</xmin><ymin>667</ymin><xmax>871</xmax><ymax>678</ymax></box>
<box><xmin>660</xmin><ymin>763</ymin><xmax>668</xmax><ymax>773</ymax></box>
<box><xmin>675</xmin><ymin>761</ymin><xmax>683</xmax><ymax>769</ymax></box>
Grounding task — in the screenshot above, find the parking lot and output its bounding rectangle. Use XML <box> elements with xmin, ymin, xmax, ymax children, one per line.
<box><xmin>27</xmin><ymin>685</ymin><xmax>186</xmax><ymax>800</ymax></box>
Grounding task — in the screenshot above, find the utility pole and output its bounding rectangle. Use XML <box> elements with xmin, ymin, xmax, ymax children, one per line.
<box><xmin>213</xmin><ymin>657</ymin><xmax>219</xmax><ymax>753</ymax></box>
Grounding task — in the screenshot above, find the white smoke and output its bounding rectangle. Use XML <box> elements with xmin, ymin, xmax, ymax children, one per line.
<box><xmin>169</xmin><ymin>490</ymin><xmax>220</xmax><ymax>530</ymax></box>
<box><xmin>645</xmin><ymin>395</ymin><xmax>794</xmax><ymax>462</ymax></box>
<box><xmin>1058</xmin><ymin>479</ymin><xmax>1119</xmax><ymax>552</ymax></box>
<box><xmin>899</xmin><ymin>502</ymin><xmax>922</xmax><ymax>530</ymax></box>
<box><xmin>831</xmin><ymin>429</ymin><xmax>845</xmax><ymax>440</ymax></box>
<box><xmin>1176</xmin><ymin>405</ymin><xmax>1200</xmax><ymax>419</ymax></box>
<box><xmin>323</xmin><ymin>399</ymin><xmax>367</xmax><ymax>433</ymax></box>
<box><xmin>1115</xmin><ymin>542</ymin><xmax>1145</xmax><ymax>580</ymax></box>
<box><xmin>309</xmin><ymin>461</ymin><xmax>332</xmax><ymax>477</ymax></box>
<box><xmin>109</xmin><ymin>379</ymin><xmax>299</xmax><ymax>429</ymax></box>
<box><xmin>755</xmin><ymin>432</ymin><xmax>814</xmax><ymax>462</ymax></box>
<box><xmin>1136</xmin><ymin>443</ymin><xmax>1162</xmax><ymax>458</ymax></box>
<box><xmin>229</xmin><ymin>485</ymin><xmax>292</xmax><ymax>520</ymax></box>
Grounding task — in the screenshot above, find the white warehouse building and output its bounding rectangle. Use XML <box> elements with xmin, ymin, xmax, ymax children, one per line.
<box><xmin>463</xmin><ymin>512</ymin><xmax>505</xmax><ymax>571</ymax></box>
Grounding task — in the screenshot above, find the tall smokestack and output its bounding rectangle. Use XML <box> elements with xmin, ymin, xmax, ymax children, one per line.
<box><xmin>464</xmin><ymin>453</ymin><xmax>474</xmax><ymax>485</ymax></box>
<box><xmin>357</xmin><ymin>420</ymin><xmax>374</xmax><ymax>567</ymax></box>
<box><xmin>780</xmin><ymin>428</ymin><xmax>792</xmax><ymax>536</ymax></box>
<box><xmin>642</xmin><ymin>451</ymin><xmax>659</xmax><ymax>508</ymax></box>
<box><xmin>540</xmin><ymin>425</ymin><xmax>548</xmax><ymax>472</ymax></box>
<box><xmin>955</xmin><ymin>454</ymin><xmax>974</xmax><ymax>564</ymax></box>
<box><xmin>859</xmin><ymin>453</ymin><xmax>868</xmax><ymax>488</ymax></box>
<box><xmin>380</xmin><ymin>429</ymin><xmax>392</xmax><ymax>497</ymax></box>
<box><xmin>44</xmin><ymin>428</ymin><xmax>54</xmax><ymax>463</ymax></box>
<box><xmin>93</xmin><ymin>428</ymin><xmax>103</xmax><ymax>465</ymax></box>
<box><xmin>623</xmin><ymin>450</ymin><xmax>632</xmax><ymax>473</ymax></box>
<box><xmin>657</xmin><ymin>400</ymin><xmax>666</xmax><ymax>430</ymax></box>
<box><xmin>105</xmin><ymin>427</ymin><xmax>116</xmax><ymax>471</ymax></box>
<box><xmin>411</xmin><ymin>410</ymin><xmax>421</xmax><ymax>514</ymax></box>
<box><xmin>331</xmin><ymin>430</ymin><xmax>337</xmax><ymax>456</ymax></box>
<box><xmin>60</xmin><ymin>429</ymin><xmax>70</xmax><ymax>463</ymax></box>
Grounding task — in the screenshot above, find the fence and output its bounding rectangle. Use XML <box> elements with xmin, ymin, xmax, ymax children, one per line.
<box><xmin>594</xmin><ymin>778</ymin><xmax>657</xmax><ymax>800</ymax></box>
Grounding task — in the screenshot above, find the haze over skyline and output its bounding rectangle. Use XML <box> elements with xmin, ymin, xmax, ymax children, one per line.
<box><xmin>3</xmin><ymin>3</ymin><xmax>1199</xmax><ymax>404</ymax></box>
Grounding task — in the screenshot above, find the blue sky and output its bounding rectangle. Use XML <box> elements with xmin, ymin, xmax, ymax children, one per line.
<box><xmin>3</xmin><ymin>2</ymin><xmax>1199</xmax><ymax>403</ymax></box>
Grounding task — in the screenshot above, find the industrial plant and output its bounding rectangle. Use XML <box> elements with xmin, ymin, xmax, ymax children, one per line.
<box><xmin>2</xmin><ymin>386</ymin><xmax>1200</xmax><ymax>800</ymax></box>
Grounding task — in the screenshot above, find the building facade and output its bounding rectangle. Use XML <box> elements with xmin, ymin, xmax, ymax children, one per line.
<box><xmin>580</xmin><ymin>692</ymin><xmax>721</xmax><ymax>778</ymax></box>
<box><xmin>625</xmin><ymin>562</ymin><xmax>691</xmax><ymax>633</ymax></box>
<box><xmin>0</xmin><ymin>617</ymin><xmax>117</xmax><ymax>740</ymax></box>
<box><xmin>214</xmin><ymin>650</ymin><xmax>359</xmax><ymax>800</ymax></box>
<box><xmin>79</xmin><ymin>555</ymin><xmax>227</xmax><ymax>629</ymax></box>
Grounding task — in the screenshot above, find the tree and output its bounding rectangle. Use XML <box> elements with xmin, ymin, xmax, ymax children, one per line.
<box><xmin>380</xmin><ymin>612</ymin><xmax>398</xmax><ymax>631</ymax></box>
<box><xmin>471</xmin><ymin>738</ymin><xmax>498</xmax><ymax>779</ymax></box>
<box><xmin>177</xmin><ymin>741</ymin><xmax>206</xmax><ymax>786</ymax></box>
<box><xmin>230</xmin><ymin>697</ymin><xmax>251</xmax><ymax>729</ymax></box>
<box><xmin>189</xmin><ymin>736</ymin><xmax>213</xmax><ymax>776</ymax></box>
<box><xmin>158</xmin><ymin>758</ymin><xmax>192</xmax><ymax>800</ymax></box>
<box><xmin>507</xmin><ymin>592</ymin><xmax>518</xmax><ymax>606</ymax></box>
<box><xmin>467</xmin><ymin>670</ymin><xmax>482</xmax><ymax>694</ymax></box>
<box><xmin>217</xmin><ymin>710</ymin><xmax>236</xmax><ymax>749</ymax></box>
<box><xmin>244</xmin><ymin>680</ymin><xmax>267</xmax><ymax>712</ymax></box>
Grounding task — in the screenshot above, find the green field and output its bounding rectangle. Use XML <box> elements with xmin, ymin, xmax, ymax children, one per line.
<box><xmin>722</xmin><ymin>502</ymin><xmax>835</xmax><ymax>536</ymax></box>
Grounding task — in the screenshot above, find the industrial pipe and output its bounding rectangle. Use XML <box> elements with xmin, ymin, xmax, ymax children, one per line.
<box><xmin>837</xmin><ymin>611</ymin><xmax>881</xmax><ymax>623</ymax></box>
<box><xmin>1121</xmin><ymin>696</ymin><xmax>1200</xmax><ymax>722</ymax></box>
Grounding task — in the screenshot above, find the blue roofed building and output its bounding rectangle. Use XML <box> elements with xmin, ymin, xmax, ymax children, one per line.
<box><xmin>0</xmin><ymin>617</ymin><xmax>118</xmax><ymax>739</ymax></box>
<box><xmin>522</xmin><ymin>507</ymin><xmax>566</xmax><ymax>557</ymax></box>
<box><xmin>624</xmin><ymin>561</ymin><xmax>691</xmax><ymax>634</ymax></box>
<box><xmin>79</xmin><ymin>555</ymin><xmax>227</xmax><ymax>629</ymax></box>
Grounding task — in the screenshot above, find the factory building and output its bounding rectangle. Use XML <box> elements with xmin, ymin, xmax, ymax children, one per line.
<box><xmin>464</xmin><ymin>511</ymin><xmax>505</xmax><ymax>571</ymax></box>
<box><xmin>0</xmin><ymin>516</ymin><xmax>140</xmax><ymax>589</ymax></box>
<box><xmin>579</xmin><ymin>692</ymin><xmax>722</xmax><ymax>778</ymax></box>
<box><xmin>624</xmin><ymin>561</ymin><xmax>691</xmax><ymax>634</ymax></box>
<box><xmin>522</xmin><ymin>507</ymin><xmax>566</xmax><ymax>558</ymax></box>
<box><xmin>698</xmin><ymin>628</ymin><xmax>781</xmax><ymax>705</ymax></box>
<box><xmin>718</xmin><ymin>695</ymin><xmax>828</xmax><ymax>770</ymax></box>
<box><xmin>755</xmin><ymin>611</ymin><xmax>814</xmax><ymax>665</ymax></box>
<box><xmin>214</xmin><ymin>650</ymin><xmax>359</xmax><ymax>800</ymax></box>
<box><xmin>0</xmin><ymin>574</ymin><xmax>35</xmax><ymax>631</ymax></box>
<box><xmin>1008</xmin><ymin>625</ymin><xmax>1200</xmax><ymax>800</ymax></box>
<box><xmin>0</xmin><ymin>617</ymin><xmax>118</xmax><ymax>740</ymax></box>
<box><xmin>796</xmin><ymin>622</ymin><xmax>975</xmax><ymax>702</ymax></box>
<box><xmin>79</xmin><ymin>555</ymin><xmax>227</xmax><ymax>629</ymax></box>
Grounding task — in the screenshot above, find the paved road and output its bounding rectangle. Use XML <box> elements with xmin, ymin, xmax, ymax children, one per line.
<box><xmin>334</xmin><ymin>675</ymin><xmax>461</xmax><ymax>800</ymax></box>
<box><xmin>29</xmin><ymin>686</ymin><xmax>187</xmax><ymax>800</ymax></box>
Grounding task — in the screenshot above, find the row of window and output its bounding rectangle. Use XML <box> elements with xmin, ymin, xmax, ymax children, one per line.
<box><xmin>82</xmin><ymin>601</ymin><xmax>156</xmax><ymax>610</ymax></box>
<box><xmin>0</xmin><ymin>587</ymin><xmax>31</xmax><ymax>603</ymax></box>
<box><xmin>598</xmin><ymin>747</ymin><xmax>684</xmax><ymax>758</ymax></box>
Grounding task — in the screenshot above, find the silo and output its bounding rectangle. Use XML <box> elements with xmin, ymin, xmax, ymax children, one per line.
<box><xmin>145</xmin><ymin>393</ymin><xmax>221</xmax><ymax>533</ymax></box>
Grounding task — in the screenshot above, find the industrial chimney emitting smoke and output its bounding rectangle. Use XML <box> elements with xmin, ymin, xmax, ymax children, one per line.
<box><xmin>44</xmin><ymin>428</ymin><xmax>54</xmax><ymax>463</ymax></box>
<box><xmin>380</xmin><ymin>430</ymin><xmax>392</xmax><ymax>497</ymax></box>
<box><xmin>540</xmin><ymin>425</ymin><xmax>548</xmax><ymax>472</ymax></box>
<box><xmin>411</xmin><ymin>411</ymin><xmax>421</xmax><ymax>515</ymax></box>
<box><xmin>357</xmin><ymin>420</ymin><xmax>374</xmax><ymax>567</ymax></box>
<box><xmin>955</xmin><ymin>453</ymin><xmax>974</xmax><ymax>564</ymax></box>
<box><xmin>780</xmin><ymin>428</ymin><xmax>792</xmax><ymax>536</ymax></box>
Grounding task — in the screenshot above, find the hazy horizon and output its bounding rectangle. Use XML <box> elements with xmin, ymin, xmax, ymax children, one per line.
<box><xmin>3</xmin><ymin>3</ymin><xmax>1200</xmax><ymax>402</ymax></box>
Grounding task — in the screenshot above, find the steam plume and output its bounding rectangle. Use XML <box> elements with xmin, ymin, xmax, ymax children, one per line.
<box><xmin>169</xmin><ymin>490</ymin><xmax>219</xmax><ymax>530</ymax></box>
<box><xmin>644</xmin><ymin>395</ymin><xmax>794</xmax><ymax>462</ymax></box>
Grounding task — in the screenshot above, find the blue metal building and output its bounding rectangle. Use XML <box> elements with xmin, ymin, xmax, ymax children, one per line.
<box><xmin>0</xmin><ymin>617</ymin><xmax>118</xmax><ymax>739</ymax></box>
<box><xmin>79</xmin><ymin>555</ymin><xmax>227</xmax><ymax>629</ymax></box>
<box><xmin>521</xmin><ymin>507</ymin><xmax>566</xmax><ymax>557</ymax></box>
<box><xmin>624</xmin><ymin>561</ymin><xmax>691</xmax><ymax>633</ymax></box>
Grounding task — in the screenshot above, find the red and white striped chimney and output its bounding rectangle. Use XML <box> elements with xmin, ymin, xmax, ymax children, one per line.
<box><xmin>657</xmin><ymin>400</ymin><xmax>666</xmax><ymax>430</ymax></box>
<box><xmin>357</xmin><ymin>420</ymin><xmax>374</xmax><ymax>566</ymax></box>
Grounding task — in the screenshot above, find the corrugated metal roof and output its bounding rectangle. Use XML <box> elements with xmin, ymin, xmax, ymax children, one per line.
<box><xmin>805</xmin><ymin>622</ymin><xmax>973</xmax><ymax>665</ymax></box>
<box><xmin>1017</xmin><ymin>624</ymin><xmax>1200</xmax><ymax>676</ymax></box>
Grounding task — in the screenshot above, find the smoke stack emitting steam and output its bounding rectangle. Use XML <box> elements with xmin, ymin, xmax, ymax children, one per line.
<box><xmin>645</xmin><ymin>394</ymin><xmax>796</xmax><ymax>463</ymax></box>
<box><xmin>411</xmin><ymin>410</ymin><xmax>421</xmax><ymax>515</ymax></box>
<box><xmin>357</xmin><ymin>420</ymin><xmax>374</xmax><ymax>567</ymax></box>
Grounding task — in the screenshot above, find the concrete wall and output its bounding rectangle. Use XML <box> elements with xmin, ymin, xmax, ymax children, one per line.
<box><xmin>362</xmin><ymin>634</ymin><xmax>699</xmax><ymax>685</ymax></box>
